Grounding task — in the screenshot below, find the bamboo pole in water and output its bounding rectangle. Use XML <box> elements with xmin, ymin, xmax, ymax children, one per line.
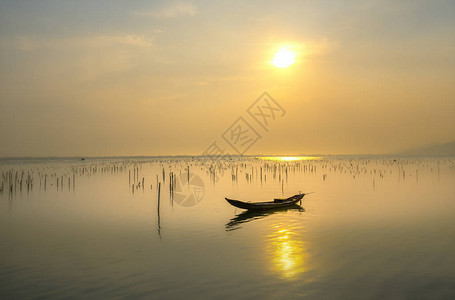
<box><xmin>157</xmin><ymin>182</ymin><xmax>161</xmax><ymax>238</ymax></box>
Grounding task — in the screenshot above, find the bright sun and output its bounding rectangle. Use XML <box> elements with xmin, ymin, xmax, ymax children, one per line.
<box><xmin>272</xmin><ymin>48</ymin><xmax>296</xmax><ymax>68</ymax></box>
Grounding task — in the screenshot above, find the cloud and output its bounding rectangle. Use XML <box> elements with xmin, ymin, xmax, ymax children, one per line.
<box><xmin>0</xmin><ymin>32</ymin><xmax>163</xmax><ymax>89</ymax></box>
<box><xmin>89</xmin><ymin>34</ymin><xmax>157</xmax><ymax>48</ymax></box>
<box><xmin>0</xmin><ymin>33</ymin><xmax>158</xmax><ymax>51</ymax></box>
<box><xmin>136</xmin><ymin>3</ymin><xmax>198</xmax><ymax>19</ymax></box>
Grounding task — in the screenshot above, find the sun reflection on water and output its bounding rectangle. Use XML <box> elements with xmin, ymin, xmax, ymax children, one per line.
<box><xmin>259</xmin><ymin>156</ymin><xmax>320</xmax><ymax>162</ymax></box>
<box><xmin>267</xmin><ymin>224</ymin><xmax>306</xmax><ymax>279</ymax></box>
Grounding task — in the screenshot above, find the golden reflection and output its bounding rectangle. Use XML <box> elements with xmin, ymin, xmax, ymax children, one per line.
<box><xmin>259</xmin><ymin>156</ymin><xmax>320</xmax><ymax>161</ymax></box>
<box><xmin>267</xmin><ymin>225</ymin><xmax>305</xmax><ymax>279</ymax></box>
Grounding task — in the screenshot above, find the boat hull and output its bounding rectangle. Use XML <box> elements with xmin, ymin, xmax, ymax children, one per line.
<box><xmin>225</xmin><ymin>194</ymin><xmax>305</xmax><ymax>210</ymax></box>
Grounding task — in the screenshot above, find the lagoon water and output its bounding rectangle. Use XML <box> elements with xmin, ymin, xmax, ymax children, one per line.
<box><xmin>1</xmin><ymin>156</ymin><xmax>455</xmax><ymax>299</ymax></box>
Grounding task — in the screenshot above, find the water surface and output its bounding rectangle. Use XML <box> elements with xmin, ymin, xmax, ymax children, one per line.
<box><xmin>1</xmin><ymin>156</ymin><xmax>455</xmax><ymax>299</ymax></box>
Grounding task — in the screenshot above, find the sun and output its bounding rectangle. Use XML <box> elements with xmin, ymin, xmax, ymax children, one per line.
<box><xmin>272</xmin><ymin>48</ymin><xmax>296</xmax><ymax>68</ymax></box>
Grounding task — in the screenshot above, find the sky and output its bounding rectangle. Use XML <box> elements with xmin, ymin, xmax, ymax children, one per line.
<box><xmin>0</xmin><ymin>0</ymin><xmax>454</xmax><ymax>157</ymax></box>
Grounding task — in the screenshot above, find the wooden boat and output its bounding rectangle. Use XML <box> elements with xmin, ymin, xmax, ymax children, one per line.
<box><xmin>225</xmin><ymin>193</ymin><xmax>305</xmax><ymax>210</ymax></box>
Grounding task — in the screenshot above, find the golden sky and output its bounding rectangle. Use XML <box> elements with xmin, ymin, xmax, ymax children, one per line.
<box><xmin>0</xmin><ymin>0</ymin><xmax>454</xmax><ymax>156</ymax></box>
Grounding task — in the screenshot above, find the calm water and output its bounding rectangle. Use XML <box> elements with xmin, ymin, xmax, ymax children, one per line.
<box><xmin>1</xmin><ymin>156</ymin><xmax>455</xmax><ymax>299</ymax></box>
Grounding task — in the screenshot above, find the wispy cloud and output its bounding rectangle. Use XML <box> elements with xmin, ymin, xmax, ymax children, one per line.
<box><xmin>136</xmin><ymin>3</ymin><xmax>198</xmax><ymax>19</ymax></box>
<box><xmin>0</xmin><ymin>32</ymin><xmax>163</xmax><ymax>87</ymax></box>
<box><xmin>0</xmin><ymin>33</ymin><xmax>159</xmax><ymax>51</ymax></box>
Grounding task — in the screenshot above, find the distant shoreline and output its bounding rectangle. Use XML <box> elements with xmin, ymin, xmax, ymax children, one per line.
<box><xmin>1</xmin><ymin>154</ymin><xmax>454</xmax><ymax>161</ymax></box>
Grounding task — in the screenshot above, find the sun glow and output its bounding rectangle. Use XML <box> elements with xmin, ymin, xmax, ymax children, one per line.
<box><xmin>259</xmin><ymin>156</ymin><xmax>320</xmax><ymax>161</ymax></box>
<box><xmin>271</xmin><ymin>48</ymin><xmax>296</xmax><ymax>68</ymax></box>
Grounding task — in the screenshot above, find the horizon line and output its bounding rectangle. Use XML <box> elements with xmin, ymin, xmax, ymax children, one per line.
<box><xmin>1</xmin><ymin>153</ymin><xmax>452</xmax><ymax>160</ymax></box>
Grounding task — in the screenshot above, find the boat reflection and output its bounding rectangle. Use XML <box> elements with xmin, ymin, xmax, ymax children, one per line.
<box><xmin>225</xmin><ymin>205</ymin><xmax>304</xmax><ymax>231</ymax></box>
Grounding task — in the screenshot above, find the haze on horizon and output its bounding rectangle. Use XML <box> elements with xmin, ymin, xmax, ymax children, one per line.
<box><xmin>1</xmin><ymin>0</ymin><xmax>454</xmax><ymax>157</ymax></box>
